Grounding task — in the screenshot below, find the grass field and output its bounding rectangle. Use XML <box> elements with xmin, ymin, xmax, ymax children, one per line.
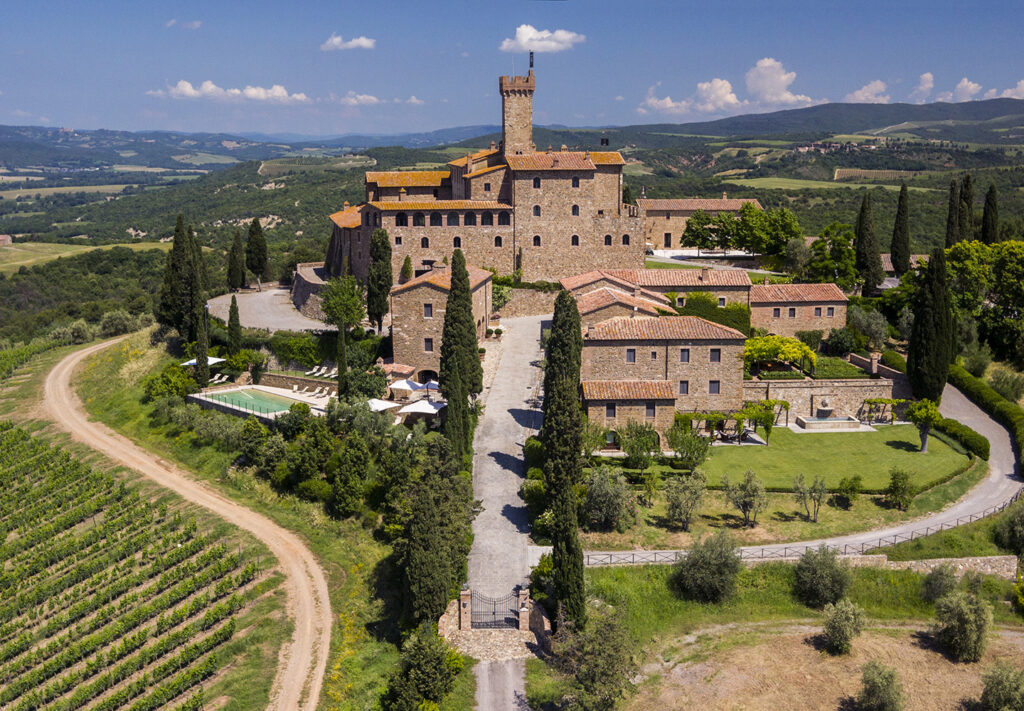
<box><xmin>722</xmin><ymin>177</ymin><xmax>934</xmax><ymax>192</ymax></box>
<box><xmin>0</xmin><ymin>241</ymin><xmax>174</xmax><ymax>274</ymax></box>
<box><xmin>0</xmin><ymin>184</ymin><xmax>134</xmax><ymax>199</ymax></box>
<box><xmin>172</xmin><ymin>152</ymin><xmax>239</xmax><ymax>165</ymax></box>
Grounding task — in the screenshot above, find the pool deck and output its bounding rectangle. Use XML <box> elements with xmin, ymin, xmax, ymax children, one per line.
<box><xmin>190</xmin><ymin>384</ymin><xmax>334</xmax><ymax>421</ymax></box>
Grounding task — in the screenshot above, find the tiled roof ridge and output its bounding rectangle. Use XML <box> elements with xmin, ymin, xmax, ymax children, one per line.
<box><xmin>390</xmin><ymin>264</ymin><xmax>493</xmax><ymax>294</ymax></box>
<box><xmin>584</xmin><ymin>314</ymin><xmax>745</xmax><ymax>341</ymax></box>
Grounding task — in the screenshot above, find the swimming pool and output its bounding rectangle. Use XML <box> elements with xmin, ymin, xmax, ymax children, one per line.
<box><xmin>206</xmin><ymin>387</ymin><xmax>301</xmax><ymax>414</ymax></box>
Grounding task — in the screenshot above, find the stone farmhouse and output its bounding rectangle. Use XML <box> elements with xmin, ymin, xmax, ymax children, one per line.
<box><xmin>748</xmin><ymin>282</ymin><xmax>848</xmax><ymax>337</ymax></box>
<box><xmin>389</xmin><ymin>263</ymin><xmax>493</xmax><ymax>383</ymax></box>
<box><xmin>637</xmin><ymin>195</ymin><xmax>762</xmax><ymax>249</ymax></box>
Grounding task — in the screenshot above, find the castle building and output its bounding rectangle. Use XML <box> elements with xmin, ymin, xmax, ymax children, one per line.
<box><xmin>637</xmin><ymin>195</ymin><xmax>762</xmax><ymax>249</ymax></box>
<box><xmin>325</xmin><ymin>70</ymin><xmax>644</xmax><ymax>283</ymax></box>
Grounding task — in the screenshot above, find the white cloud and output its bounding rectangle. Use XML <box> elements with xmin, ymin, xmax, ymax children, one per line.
<box><xmin>844</xmin><ymin>79</ymin><xmax>889</xmax><ymax>104</ymax></box>
<box><xmin>320</xmin><ymin>34</ymin><xmax>375</xmax><ymax>51</ymax></box>
<box><xmin>638</xmin><ymin>83</ymin><xmax>691</xmax><ymax>115</ymax></box>
<box><xmin>909</xmin><ymin>72</ymin><xmax>934</xmax><ymax>103</ymax></box>
<box><xmin>405</xmin><ymin>96</ymin><xmax>424</xmax><ymax>105</ymax></box>
<box><xmin>149</xmin><ymin>80</ymin><xmax>309</xmax><ymax>104</ymax></box>
<box><xmin>745</xmin><ymin>57</ymin><xmax>812</xmax><ymax>106</ymax></box>
<box><xmin>994</xmin><ymin>79</ymin><xmax>1024</xmax><ymax>99</ymax></box>
<box><xmin>337</xmin><ymin>91</ymin><xmax>383</xmax><ymax>106</ymax></box>
<box><xmin>165</xmin><ymin>19</ymin><xmax>201</xmax><ymax>30</ymax></box>
<box><xmin>165</xmin><ymin>19</ymin><xmax>176</xmax><ymax>28</ymax></box>
<box><xmin>499</xmin><ymin>24</ymin><xmax>585</xmax><ymax>53</ymax></box>
<box><xmin>694</xmin><ymin>78</ymin><xmax>746</xmax><ymax>112</ymax></box>
<box><xmin>938</xmin><ymin>76</ymin><xmax>982</xmax><ymax>102</ymax></box>
<box><xmin>614</xmin><ymin>95</ymin><xmax>624</xmax><ymax>101</ymax></box>
<box><xmin>985</xmin><ymin>88</ymin><xmax>998</xmax><ymax>99</ymax></box>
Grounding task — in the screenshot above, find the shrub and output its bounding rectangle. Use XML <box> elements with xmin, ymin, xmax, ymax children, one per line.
<box><xmin>519</xmin><ymin>478</ymin><xmax>546</xmax><ymax>517</ymax></box>
<box><xmin>296</xmin><ymin>478</ymin><xmax>333</xmax><ymax>503</ymax></box>
<box><xmin>922</xmin><ymin>564</ymin><xmax>958</xmax><ymax>603</ymax></box>
<box><xmin>69</xmin><ymin>319</ymin><xmax>94</xmax><ymax>344</ymax></box>
<box><xmin>990</xmin><ymin>369</ymin><xmax>1024</xmax><ymax>404</ymax></box>
<box><xmin>619</xmin><ymin>420</ymin><xmax>660</xmax><ymax>471</ymax></box>
<box><xmin>670</xmin><ymin>529</ymin><xmax>741</xmax><ymax>603</ymax></box>
<box><xmin>665</xmin><ymin>422</ymin><xmax>711</xmax><ymax>470</ymax></box>
<box><xmin>948</xmin><ymin>365</ymin><xmax>1024</xmax><ymax>463</ymax></box>
<box><xmin>524</xmin><ymin>436</ymin><xmax>545</xmax><ymax>468</ymax></box>
<box><xmin>581</xmin><ymin>466</ymin><xmax>636</xmax><ymax>533</ymax></box>
<box><xmin>885</xmin><ymin>468</ymin><xmax>915</xmax><ymax>511</ymax></box>
<box><xmin>664</xmin><ymin>471</ymin><xmax>706</xmax><ymax>531</ymax></box>
<box><xmin>933</xmin><ymin>592</ymin><xmax>992</xmax><ymax>663</ymax></box>
<box><xmin>142</xmin><ymin>363</ymin><xmax>198</xmax><ymax>402</ymax></box>
<box><xmin>857</xmin><ymin>661</ymin><xmax>904</xmax><ymax>711</ymax></box>
<box><xmin>964</xmin><ymin>345</ymin><xmax>993</xmax><ymax>378</ymax></box>
<box><xmin>794</xmin><ymin>545</ymin><xmax>852</xmax><ymax>608</ymax></box>
<box><xmin>529</xmin><ymin>553</ymin><xmax>555</xmax><ymax>615</ymax></box>
<box><xmin>722</xmin><ymin>470</ymin><xmax>767</xmax><ymax>527</ymax></box>
<box><xmin>99</xmin><ymin>309</ymin><xmax>137</xmax><ymax>338</ymax></box>
<box><xmin>381</xmin><ymin>623</ymin><xmax>462</xmax><ymax>709</ymax></box>
<box><xmin>822</xmin><ymin>327</ymin><xmax>856</xmax><ymax>356</ymax></box>
<box><xmin>795</xmin><ymin>329</ymin><xmax>824</xmax><ymax>351</ymax></box>
<box><xmin>981</xmin><ymin>662</ymin><xmax>1024</xmax><ymax>711</ymax></box>
<box><xmin>880</xmin><ymin>349</ymin><xmax>907</xmax><ymax>373</ymax></box>
<box><xmin>994</xmin><ymin>501</ymin><xmax>1024</xmax><ymax>555</ymax></box>
<box><xmin>822</xmin><ymin>598</ymin><xmax>865</xmax><ymax>654</ymax></box>
<box><xmin>934</xmin><ymin>417</ymin><xmax>990</xmax><ymax>459</ymax></box>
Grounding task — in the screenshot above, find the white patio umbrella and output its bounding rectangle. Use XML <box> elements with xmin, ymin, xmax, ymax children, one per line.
<box><xmin>367</xmin><ymin>398</ymin><xmax>401</xmax><ymax>412</ymax></box>
<box><xmin>180</xmin><ymin>356</ymin><xmax>226</xmax><ymax>366</ymax></box>
<box><xmin>388</xmin><ymin>378</ymin><xmax>423</xmax><ymax>392</ymax></box>
<box><xmin>422</xmin><ymin>380</ymin><xmax>440</xmax><ymax>391</ymax></box>
<box><xmin>398</xmin><ymin>399</ymin><xmax>446</xmax><ymax>415</ymax></box>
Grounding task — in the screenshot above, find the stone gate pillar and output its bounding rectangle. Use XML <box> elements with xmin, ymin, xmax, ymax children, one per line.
<box><xmin>459</xmin><ymin>587</ymin><xmax>472</xmax><ymax>631</ymax></box>
<box><xmin>517</xmin><ymin>587</ymin><xmax>531</xmax><ymax>631</ymax></box>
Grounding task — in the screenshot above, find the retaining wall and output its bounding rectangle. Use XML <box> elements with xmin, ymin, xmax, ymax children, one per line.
<box><xmin>496</xmin><ymin>288</ymin><xmax>557</xmax><ymax>318</ymax></box>
<box><xmin>742</xmin><ymin>377</ymin><xmax>894</xmax><ymax>419</ymax></box>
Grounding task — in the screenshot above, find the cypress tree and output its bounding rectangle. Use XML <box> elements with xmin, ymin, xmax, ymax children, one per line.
<box><xmin>187</xmin><ymin>225</ymin><xmax>207</xmax><ymax>293</ymax></box>
<box><xmin>195</xmin><ymin>307</ymin><xmax>210</xmax><ymax>386</ymax></box>
<box><xmin>908</xmin><ymin>247</ymin><xmax>953</xmax><ymax>402</ymax></box>
<box><xmin>367</xmin><ymin>228</ymin><xmax>393</xmax><ymax>332</ymax></box>
<box><xmin>446</xmin><ymin>250</ymin><xmax>483</xmax><ymax>396</ymax></box>
<box><xmin>891</xmin><ymin>183</ymin><xmax>911</xmax><ymax>276</ymax></box>
<box><xmin>945</xmin><ymin>180</ymin><xmax>961</xmax><ymax>247</ymax></box>
<box><xmin>441</xmin><ymin>352</ymin><xmax>469</xmax><ymax>462</ymax></box>
<box><xmin>959</xmin><ymin>174</ymin><xmax>975</xmax><ymax>241</ymax></box>
<box><xmin>227</xmin><ymin>231</ymin><xmax>246</xmax><ymax>290</ymax></box>
<box><xmin>400</xmin><ymin>255</ymin><xmax>414</xmax><ymax>283</ymax></box>
<box><xmin>320</xmin><ymin>276</ymin><xmax>365</xmax><ymax>396</ymax></box>
<box><xmin>981</xmin><ymin>183</ymin><xmax>999</xmax><ymax>244</ymax></box>
<box><xmin>853</xmin><ymin>193</ymin><xmax>884</xmax><ymax>293</ymax></box>
<box><xmin>157</xmin><ymin>214</ymin><xmax>187</xmax><ymax>334</ymax></box>
<box><xmin>228</xmin><ymin>295</ymin><xmax>242</xmax><ymax>356</ymax></box>
<box><xmin>245</xmin><ymin>218</ymin><xmax>268</xmax><ymax>291</ymax></box>
<box><xmin>401</xmin><ymin>474</ymin><xmax>453</xmax><ymax>624</ymax></box>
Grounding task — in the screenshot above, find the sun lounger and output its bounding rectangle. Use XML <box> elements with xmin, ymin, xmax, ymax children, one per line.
<box><xmin>312</xmin><ymin>387</ymin><xmax>325</xmax><ymax>397</ymax></box>
<box><xmin>326</xmin><ymin>369</ymin><xmax>338</xmax><ymax>378</ymax></box>
<box><xmin>304</xmin><ymin>366</ymin><xmax>318</xmax><ymax>376</ymax></box>
<box><xmin>292</xmin><ymin>384</ymin><xmax>299</xmax><ymax>393</ymax></box>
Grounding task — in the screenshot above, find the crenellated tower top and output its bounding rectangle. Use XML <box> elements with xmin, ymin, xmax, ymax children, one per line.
<box><xmin>499</xmin><ymin>70</ymin><xmax>535</xmax><ymax>156</ymax></box>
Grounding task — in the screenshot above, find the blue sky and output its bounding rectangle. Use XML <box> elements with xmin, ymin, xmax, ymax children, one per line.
<box><xmin>1</xmin><ymin>0</ymin><xmax>1023</xmax><ymax>136</ymax></box>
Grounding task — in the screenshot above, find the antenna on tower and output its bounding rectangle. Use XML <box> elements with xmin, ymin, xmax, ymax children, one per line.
<box><xmin>529</xmin><ymin>51</ymin><xmax>534</xmax><ymax>69</ymax></box>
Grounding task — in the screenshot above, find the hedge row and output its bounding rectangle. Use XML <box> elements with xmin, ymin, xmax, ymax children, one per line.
<box><xmin>949</xmin><ymin>364</ymin><xmax>1024</xmax><ymax>458</ymax></box>
<box><xmin>934</xmin><ymin>416</ymin><xmax>990</xmax><ymax>460</ymax></box>
<box><xmin>880</xmin><ymin>350</ymin><xmax>907</xmax><ymax>373</ymax></box>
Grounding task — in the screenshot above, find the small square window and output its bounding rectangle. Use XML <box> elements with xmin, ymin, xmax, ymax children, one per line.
<box><xmin>605</xmin><ymin>403</ymin><xmax>616</xmax><ymax>418</ymax></box>
<box><xmin>423</xmin><ymin>303</ymin><xmax>433</xmax><ymax>318</ymax></box>
<box><xmin>814</xmin><ymin>307</ymin><xmax>822</xmax><ymax>317</ymax></box>
<box><xmin>772</xmin><ymin>307</ymin><xmax>781</xmax><ymax>318</ymax></box>
<box><xmin>827</xmin><ymin>307</ymin><xmax>835</xmax><ymax>317</ymax></box>
<box><xmin>679</xmin><ymin>380</ymin><xmax>689</xmax><ymax>395</ymax></box>
<box><xmin>710</xmin><ymin>348</ymin><xmax>721</xmax><ymax>363</ymax></box>
<box><xmin>709</xmin><ymin>380</ymin><xmax>720</xmax><ymax>395</ymax></box>
<box><xmin>718</xmin><ymin>297</ymin><xmax>726</xmax><ymax>307</ymax></box>
<box><xmin>645</xmin><ymin>401</ymin><xmax>656</xmax><ymax>418</ymax></box>
<box><xmin>789</xmin><ymin>307</ymin><xmax>797</xmax><ymax>318</ymax></box>
<box><xmin>424</xmin><ymin>338</ymin><xmax>434</xmax><ymax>352</ymax></box>
<box><xmin>395</xmin><ymin>236</ymin><xmax>402</xmax><ymax>246</ymax></box>
<box><xmin>533</xmin><ymin>177</ymin><xmax>541</xmax><ymax>189</ymax></box>
<box><xmin>572</xmin><ymin>176</ymin><xmax>580</xmax><ymax>188</ymax></box>
<box><xmin>625</xmin><ymin>348</ymin><xmax>636</xmax><ymax>363</ymax></box>
<box><xmin>483</xmin><ymin>182</ymin><xmax>491</xmax><ymax>192</ymax></box>
<box><xmin>680</xmin><ymin>348</ymin><xmax>690</xmax><ymax>363</ymax></box>
<box><xmin>651</xmin><ymin>350</ymin><xmax>657</xmax><ymax>361</ymax></box>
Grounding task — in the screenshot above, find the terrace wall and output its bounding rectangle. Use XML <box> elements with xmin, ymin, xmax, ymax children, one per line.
<box><xmin>742</xmin><ymin>377</ymin><xmax>894</xmax><ymax>419</ymax></box>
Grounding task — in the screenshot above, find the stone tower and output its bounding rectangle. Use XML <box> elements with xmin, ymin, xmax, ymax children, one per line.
<box><xmin>499</xmin><ymin>70</ymin><xmax>535</xmax><ymax>156</ymax></box>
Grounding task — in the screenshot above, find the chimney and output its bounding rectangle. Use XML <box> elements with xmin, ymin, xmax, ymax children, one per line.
<box><xmin>546</xmin><ymin>145</ymin><xmax>552</xmax><ymax>154</ymax></box>
<box><xmin>700</xmin><ymin>267</ymin><xmax>709</xmax><ymax>282</ymax></box>
<box><xmin>560</xmin><ymin>144</ymin><xmax>568</xmax><ymax>152</ymax></box>
<box><xmin>640</xmin><ymin>185</ymin><xmax>647</xmax><ymax>199</ymax></box>
<box><xmin>465</xmin><ymin>152</ymin><xmax>473</xmax><ymax>173</ymax></box>
<box><xmin>763</xmin><ymin>276</ymin><xmax>770</xmax><ymax>285</ymax></box>
<box><xmin>722</xmin><ymin>191</ymin><xmax>728</xmax><ymax>200</ymax></box>
<box><xmin>584</xmin><ymin>149</ymin><xmax>591</xmax><ymax>161</ymax></box>
<box><xmin>343</xmin><ymin>200</ymin><xmax>350</xmax><ymax>209</ymax></box>
<box><xmin>490</xmin><ymin>140</ymin><xmax>496</xmax><ymax>151</ymax></box>
<box><xmin>870</xmin><ymin>352</ymin><xmax>880</xmax><ymax>375</ymax></box>
<box><xmin>398</xmin><ymin>187</ymin><xmax>406</xmax><ymax>202</ymax></box>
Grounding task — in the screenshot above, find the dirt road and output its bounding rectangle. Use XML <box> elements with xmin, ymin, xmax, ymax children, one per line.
<box><xmin>42</xmin><ymin>339</ymin><xmax>332</xmax><ymax>711</ymax></box>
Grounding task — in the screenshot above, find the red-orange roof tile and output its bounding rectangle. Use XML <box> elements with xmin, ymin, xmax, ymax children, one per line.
<box><xmin>880</xmin><ymin>253</ymin><xmax>929</xmax><ymax>273</ymax></box>
<box><xmin>506</xmin><ymin>152</ymin><xmax>596</xmax><ymax>171</ymax></box>
<box><xmin>367</xmin><ymin>200</ymin><xmax>512</xmax><ymax>211</ymax></box>
<box><xmin>581</xmin><ymin>380</ymin><xmax>676</xmax><ymax>400</ymax></box>
<box><xmin>465</xmin><ymin>164</ymin><xmax>507</xmax><ymax>179</ymax></box>
<box><xmin>585</xmin><ymin>315</ymin><xmax>745</xmax><ymax>341</ymax></box>
<box><xmin>749</xmin><ymin>283</ymin><xmax>848</xmax><ymax>303</ymax></box>
<box><xmin>590</xmin><ymin>151</ymin><xmax>626</xmax><ymax>166</ymax></box>
<box><xmin>637</xmin><ymin>197</ymin><xmax>762</xmax><ymax>212</ymax></box>
<box><xmin>575</xmin><ymin>288</ymin><xmax>667</xmax><ymax>317</ymax></box>
<box><xmin>605</xmin><ymin>268</ymin><xmax>752</xmax><ymax>288</ymax></box>
<box><xmin>365</xmin><ymin>171</ymin><xmax>450</xmax><ymax>188</ymax></box>
<box><xmin>448</xmin><ymin>148</ymin><xmax>500</xmax><ymax>168</ymax></box>
<box><xmin>559</xmin><ymin>270</ymin><xmax>670</xmax><ymax>302</ymax></box>
<box><xmin>329</xmin><ymin>205</ymin><xmax>362</xmax><ymax>229</ymax></box>
<box><xmin>390</xmin><ymin>264</ymin><xmax>493</xmax><ymax>295</ymax></box>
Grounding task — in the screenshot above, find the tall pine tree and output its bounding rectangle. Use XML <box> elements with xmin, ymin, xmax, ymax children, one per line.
<box><xmin>853</xmin><ymin>192</ymin><xmax>884</xmax><ymax>294</ymax></box>
<box><xmin>227</xmin><ymin>230</ymin><xmax>246</xmax><ymax>290</ymax></box>
<box><xmin>891</xmin><ymin>182</ymin><xmax>911</xmax><ymax>277</ymax></box>
<box><xmin>245</xmin><ymin>218</ymin><xmax>268</xmax><ymax>291</ymax></box>
<box><xmin>959</xmin><ymin>173</ymin><xmax>975</xmax><ymax>241</ymax></box>
<box><xmin>945</xmin><ymin>180</ymin><xmax>961</xmax><ymax>247</ymax></box>
<box><xmin>981</xmin><ymin>182</ymin><xmax>999</xmax><ymax>244</ymax></box>
<box><xmin>195</xmin><ymin>306</ymin><xmax>210</xmax><ymax>386</ymax></box>
<box><xmin>908</xmin><ymin>247</ymin><xmax>953</xmax><ymax>402</ymax></box>
<box><xmin>367</xmin><ymin>228</ymin><xmax>393</xmax><ymax>332</ymax></box>
<box><xmin>228</xmin><ymin>295</ymin><xmax>242</xmax><ymax>356</ymax></box>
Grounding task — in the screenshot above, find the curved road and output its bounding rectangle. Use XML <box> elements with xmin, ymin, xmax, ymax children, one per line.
<box><xmin>43</xmin><ymin>339</ymin><xmax>332</xmax><ymax>711</ymax></box>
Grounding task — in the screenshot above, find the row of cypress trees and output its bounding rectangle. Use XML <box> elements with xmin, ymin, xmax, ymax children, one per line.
<box><xmin>225</xmin><ymin>218</ymin><xmax>269</xmax><ymax>291</ymax></box>
<box><xmin>945</xmin><ymin>174</ymin><xmax>1001</xmax><ymax>246</ymax></box>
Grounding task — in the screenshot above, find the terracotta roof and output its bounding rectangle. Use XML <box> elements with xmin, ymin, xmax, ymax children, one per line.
<box><xmin>329</xmin><ymin>205</ymin><xmax>362</xmax><ymax>229</ymax></box>
<box><xmin>880</xmin><ymin>253</ymin><xmax>929</xmax><ymax>273</ymax></box>
<box><xmin>379</xmin><ymin>361</ymin><xmax>416</xmax><ymax>378</ymax></box>
<box><xmin>581</xmin><ymin>380</ymin><xmax>676</xmax><ymax>400</ymax></box>
<box><xmin>367</xmin><ymin>200</ymin><xmax>512</xmax><ymax>211</ymax></box>
<box><xmin>559</xmin><ymin>270</ymin><xmax>670</xmax><ymax>303</ymax></box>
<box><xmin>604</xmin><ymin>268</ymin><xmax>752</xmax><ymax>288</ymax></box>
<box><xmin>584</xmin><ymin>315</ymin><xmax>745</xmax><ymax>341</ymax></box>
<box><xmin>590</xmin><ymin>152</ymin><xmax>626</xmax><ymax>166</ymax></box>
<box><xmin>365</xmin><ymin>171</ymin><xmax>449</xmax><ymax>188</ymax></box>
<box><xmin>465</xmin><ymin>164</ymin><xmax>507</xmax><ymax>179</ymax></box>
<box><xmin>749</xmin><ymin>283</ymin><xmax>848</xmax><ymax>304</ymax></box>
<box><xmin>506</xmin><ymin>151</ymin><xmax>597</xmax><ymax>171</ymax></box>
<box><xmin>636</xmin><ymin>198</ymin><xmax>762</xmax><ymax>212</ymax></box>
<box><xmin>575</xmin><ymin>287</ymin><xmax>667</xmax><ymax>317</ymax></box>
<box><xmin>448</xmin><ymin>148</ymin><xmax>500</xmax><ymax>168</ymax></box>
<box><xmin>390</xmin><ymin>264</ymin><xmax>493</xmax><ymax>294</ymax></box>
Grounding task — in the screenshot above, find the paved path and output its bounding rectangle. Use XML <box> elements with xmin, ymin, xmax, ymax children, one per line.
<box><xmin>43</xmin><ymin>339</ymin><xmax>333</xmax><ymax>711</ymax></box>
<box><xmin>467</xmin><ymin>314</ymin><xmax>546</xmax><ymax>711</ymax></box>
<box><xmin>561</xmin><ymin>383</ymin><xmax>1021</xmax><ymax>566</ymax></box>
<box><xmin>208</xmin><ymin>287</ymin><xmax>332</xmax><ymax>332</ymax></box>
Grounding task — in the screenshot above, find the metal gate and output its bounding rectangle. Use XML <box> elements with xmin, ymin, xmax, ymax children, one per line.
<box><xmin>470</xmin><ymin>590</ymin><xmax>519</xmax><ymax>629</ymax></box>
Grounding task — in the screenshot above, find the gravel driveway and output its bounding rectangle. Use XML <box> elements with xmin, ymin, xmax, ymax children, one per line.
<box><xmin>208</xmin><ymin>287</ymin><xmax>332</xmax><ymax>332</ymax></box>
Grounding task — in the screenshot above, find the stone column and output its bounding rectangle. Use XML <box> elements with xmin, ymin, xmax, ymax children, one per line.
<box><xmin>459</xmin><ymin>587</ymin><xmax>472</xmax><ymax>631</ymax></box>
<box><xmin>517</xmin><ymin>588</ymin><xmax>531</xmax><ymax>631</ymax></box>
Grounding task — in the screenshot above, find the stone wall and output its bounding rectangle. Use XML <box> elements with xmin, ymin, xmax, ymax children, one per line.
<box><xmin>256</xmin><ymin>372</ymin><xmax>333</xmax><ymax>392</ymax></box>
<box><xmin>497</xmin><ymin>288</ymin><xmax>557</xmax><ymax>318</ymax></box>
<box><xmin>747</xmin><ymin>554</ymin><xmax>1018</xmax><ymax>581</ymax></box>
<box><xmin>584</xmin><ymin>399</ymin><xmax>675</xmax><ymax>443</ymax></box>
<box><xmin>742</xmin><ymin>376</ymin><xmax>894</xmax><ymax>419</ymax></box>
<box><xmin>750</xmin><ymin>301</ymin><xmax>847</xmax><ymax>337</ymax></box>
<box><xmin>849</xmin><ymin>353</ymin><xmax>913</xmax><ymax>398</ymax></box>
<box><xmin>290</xmin><ymin>262</ymin><xmax>325</xmax><ymax>315</ymax></box>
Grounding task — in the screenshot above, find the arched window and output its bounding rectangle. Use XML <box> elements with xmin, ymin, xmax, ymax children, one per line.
<box><xmin>571</xmin><ymin>205</ymin><xmax>579</xmax><ymax>216</ymax></box>
<box><xmin>533</xmin><ymin>235</ymin><xmax>541</xmax><ymax>246</ymax></box>
<box><xmin>481</xmin><ymin>212</ymin><xmax>494</xmax><ymax>226</ymax></box>
<box><xmin>622</xmin><ymin>234</ymin><xmax>630</xmax><ymax>245</ymax></box>
<box><xmin>571</xmin><ymin>235</ymin><xmax>580</xmax><ymax>246</ymax></box>
<box><xmin>604</xmin><ymin>235</ymin><xmax>612</xmax><ymax>246</ymax></box>
<box><xmin>447</xmin><ymin>212</ymin><xmax>459</xmax><ymax>226</ymax></box>
<box><xmin>395</xmin><ymin>212</ymin><xmax>408</xmax><ymax>227</ymax></box>
<box><xmin>571</xmin><ymin>176</ymin><xmax>580</xmax><ymax>188</ymax></box>
<box><xmin>494</xmin><ymin>235</ymin><xmax>503</xmax><ymax>247</ymax></box>
<box><xmin>420</xmin><ymin>237</ymin><xmax>429</xmax><ymax>248</ymax></box>
<box><xmin>533</xmin><ymin>177</ymin><xmax>541</xmax><ymax>189</ymax></box>
<box><xmin>497</xmin><ymin>211</ymin><xmax>510</xmax><ymax>226</ymax></box>
<box><xmin>453</xmin><ymin>236</ymin><xmax>462</xmax><ymax>248</ymax></box>
<box><xmin>413</xmin><ymin>212</ymin><xmax>425</xmax><ymax>227</ymax></box>
<box><xmin>532</xmin><ymin>205</ymin><xmax>541</xmax><ymax>217</ymax></box>
<box><xmin>465</xmin><ymin>212</ymin><xmax>476</xmax><ymax>226</ymax></box>
<box><xmin>430</xmin><ymin>212</ymin><xmax>442</xmax><ymax>227</ymax></box>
